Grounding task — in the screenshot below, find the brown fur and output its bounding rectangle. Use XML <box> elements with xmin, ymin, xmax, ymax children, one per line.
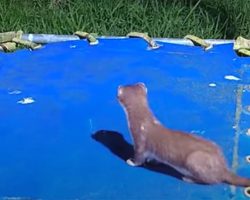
<box><xmin>117</xmin><ymin>82</ymin><xmax>250</xmax><ymax>187</ymax></box>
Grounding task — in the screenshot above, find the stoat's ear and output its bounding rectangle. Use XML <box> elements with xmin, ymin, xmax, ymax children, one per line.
<box><xmin>118</xmin><ymin>85</ymin><xmax>123</xmax><ymax>96</ymax></box>
<box><xmin>136</xmin><ymin>82</ymin><xmax>147</xmax><ymax>93</ymax></box>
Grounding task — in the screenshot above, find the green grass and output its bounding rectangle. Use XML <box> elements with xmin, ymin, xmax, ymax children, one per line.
<box><xmin>0</xmin><ymin>0</ymin><xmax>249</xmax><ymax>39</ymax></box>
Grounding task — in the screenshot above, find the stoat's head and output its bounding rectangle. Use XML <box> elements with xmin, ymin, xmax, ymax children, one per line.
<box><xmin>117</xmin><ymin>82</ymin><xmax>148</xmax><ymax>107</ymax></box>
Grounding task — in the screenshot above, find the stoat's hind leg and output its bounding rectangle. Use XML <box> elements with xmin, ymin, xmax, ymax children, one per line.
<box><xmin>185</xmin><ymin>150</ymin><xmax>224</xmax><ymax>184</ymax></box>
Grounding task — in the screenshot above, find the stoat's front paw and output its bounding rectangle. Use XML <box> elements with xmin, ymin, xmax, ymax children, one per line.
<box><xmin>126</xmin><ymin>158</ymin><xmax>139</xmax><ymax>167</ymax></box>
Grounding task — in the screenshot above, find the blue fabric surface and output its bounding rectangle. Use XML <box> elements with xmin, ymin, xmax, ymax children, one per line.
<box><xmin>0</xmin><ymin>38</ymin><xmax>249</xmax><ymax>200</ymax></box>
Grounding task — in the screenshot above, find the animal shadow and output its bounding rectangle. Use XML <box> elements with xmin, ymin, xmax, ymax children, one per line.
<box><xmin>92</xmin><ymin>130</ymin><xmax>183</xmax><ymax>181</ymax></box>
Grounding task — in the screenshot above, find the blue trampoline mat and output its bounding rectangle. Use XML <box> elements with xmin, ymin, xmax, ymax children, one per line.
<box><xmin>0</xmin><ymin>38</ymin><xmax>249</xmax><ymax>200</ymax></box>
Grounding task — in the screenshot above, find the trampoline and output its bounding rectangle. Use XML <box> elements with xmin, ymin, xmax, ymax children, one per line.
<box><xmin>0</xmin><ymin>33</ymin><xmax>249</xmax><ymax>200</ymax></box>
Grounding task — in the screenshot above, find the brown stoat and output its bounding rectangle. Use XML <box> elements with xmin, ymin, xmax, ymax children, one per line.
<box><xmin>117</xmin><ymin>82</ymin><xmax>250</xmax><ymax>187</ymax></box>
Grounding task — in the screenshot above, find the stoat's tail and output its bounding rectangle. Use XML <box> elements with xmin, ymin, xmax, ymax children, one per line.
<box><xmin>224</xmin><ymin>171</ymin><xmax>250</xmax><ymax>187</ymax></box>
